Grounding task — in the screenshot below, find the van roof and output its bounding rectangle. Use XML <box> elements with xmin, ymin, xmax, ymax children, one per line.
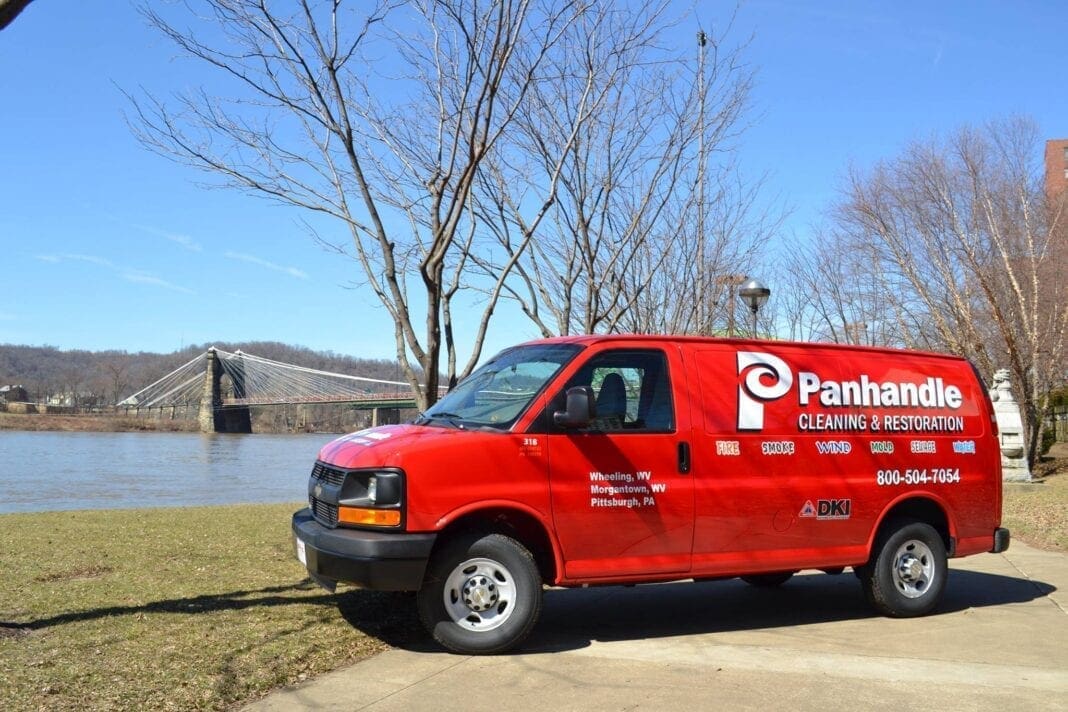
<box><xmin>517</xmin><ymin>333</ymin><xmax>970</xmax><ymax>364</ymax></box>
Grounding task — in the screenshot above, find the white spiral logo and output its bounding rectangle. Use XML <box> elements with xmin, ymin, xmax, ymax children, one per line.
<box><xmin>737</xmin><ymin>351</ymin><xmax>793</xmax><ymax>431</ymax></box>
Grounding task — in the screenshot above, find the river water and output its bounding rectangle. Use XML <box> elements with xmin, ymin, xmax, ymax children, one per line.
<box><xmin>0</xmin><ymin>431</ymin><xmax>340</xmax><ymax>514</ymax></box>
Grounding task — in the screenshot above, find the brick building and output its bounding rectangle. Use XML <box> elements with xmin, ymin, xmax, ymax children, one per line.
<box><xmin>1046</xmin><ymin>138</ymin><xmax>1068</xmax><ymax>199</ymax></box>
<box><xmin>1045</xmin><ymin>139</ymin><xmax>1068</xmax><ymax>399</ymax></box>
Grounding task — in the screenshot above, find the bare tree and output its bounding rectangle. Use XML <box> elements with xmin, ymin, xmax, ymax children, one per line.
<box><xmin>471</xmin><ymin>7</ymin><xmax>773</xmax><ymax>337</ymax></box>
<box><xmin>131</xmin><ymin>0</ymin><xmax>594</xmax><ymax>409</ymax></box>
<box><xmin>101</xmin><ymin>352</ymin><xmax>134</xmax><ymax>406</ymax></box>
<box><xmin>0</xmin><ymin>0</ymin><xmax>34</xmax><ymax>31</ymax></box>
<box><xmin>775</xmin><ymin>226</ymin><xmax>908</xmax><ymax>346</ymax></box>
<box><xmin>814</xmin><ymin>117</ymin><xmax>1068</xmax><ymax>465</ymax></box>
<box><xmin>57</xmin><ymin>364</ymin><xmax>85</xmax><ymax>409</ymax></box>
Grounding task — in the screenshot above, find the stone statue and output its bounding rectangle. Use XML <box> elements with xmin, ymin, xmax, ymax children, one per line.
<box><xmin>989</xmin><ymin>369</ymin><xmax>1031</xmax><ymax>481</ymax></box>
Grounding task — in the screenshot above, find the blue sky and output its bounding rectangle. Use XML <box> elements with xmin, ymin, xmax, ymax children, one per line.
<box><xmin>1</xmin><ymin>1</ymin><xmax>1065</xmax><ymax>362</ymax></box>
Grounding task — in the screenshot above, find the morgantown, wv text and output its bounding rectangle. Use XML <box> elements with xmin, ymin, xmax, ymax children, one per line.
<box><xmin>589</xmin><ymin>470</ymin><xmax>666</xmax><ymax>508</ymax></box>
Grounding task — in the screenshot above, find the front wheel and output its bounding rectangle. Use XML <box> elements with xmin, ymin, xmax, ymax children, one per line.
<box><xmin>861</xmin><ymin>519</ymin><xmax>947</xmax><ymax>617</ymax></box>
<box><xmin>417</xmin><ymin>532</ymin><xmax>542</xmax><ymax>654</ymax></box>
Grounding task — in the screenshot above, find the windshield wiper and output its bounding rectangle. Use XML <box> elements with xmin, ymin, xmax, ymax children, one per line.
<box><xmin>418</xmin><ymin>411</ymin><xmax>466</xmax><ymax>429</ymax></box>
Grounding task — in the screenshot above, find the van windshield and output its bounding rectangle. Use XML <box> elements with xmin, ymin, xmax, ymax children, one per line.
<box><xmin>416</xmin><ymin>343</ymin><xmax>582</xmax><ymax>430</ymax></box>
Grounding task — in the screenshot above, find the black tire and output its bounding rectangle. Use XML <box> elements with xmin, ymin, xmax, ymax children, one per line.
<box><xmin>741</xmin><ymin>571</ymin><xmax>794</xmax><ymax>587</ymax></box>
<box><xmin>860</xmin><ymin>518</ymin><xmax>947</xmax><ymax>617</ymax></box>
<box><xmin>417</xmin><ymin>532</ymin><xmax>542</xmax><ymax>654</ymax></box>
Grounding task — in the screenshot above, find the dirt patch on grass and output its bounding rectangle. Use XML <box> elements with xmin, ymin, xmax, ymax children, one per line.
<box><xmin>34</xmin><ymin>565</ymin><xmax>114</xmax><ymax>583</ymax></box>
<box><xmin>1033</xmin><ymin>442</ymin><xmax>1068</xmax><ymax>479</ymax></box>
<box><xmin>0</xmin><ymin>624</ymin><xmax>31</xmax><ymax>639</ymax></box>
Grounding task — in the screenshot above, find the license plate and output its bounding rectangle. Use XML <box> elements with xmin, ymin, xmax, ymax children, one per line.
<box><xmin>296</xmin><ymin>537</ymin><xmax>307</xmax><ymax>566</ymax></box>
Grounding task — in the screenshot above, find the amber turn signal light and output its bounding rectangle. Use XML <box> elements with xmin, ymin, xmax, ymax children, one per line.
<box><xmin>337</xmin><ymin>506</ymin><xmax>401</xmax><ymax>527</ymax></box>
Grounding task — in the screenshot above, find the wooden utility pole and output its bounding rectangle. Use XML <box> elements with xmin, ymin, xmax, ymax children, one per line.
<box><xmin>717</xmin><ymin>273</ymin><xmax>747</xmax><ymax>337</ymax></box>
<box><xmin>696</xmin><ymin>29</ymin><xmax>707</xmax><ymax>334</ymax></box>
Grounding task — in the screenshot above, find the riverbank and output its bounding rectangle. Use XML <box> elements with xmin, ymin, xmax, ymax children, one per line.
<box><xmin>0</xmin><ymin>408</ymin><xmax>386</xmax><ymax>434</ymax></box>
<box><xmin>0</xmin><ymin>411</ymin><xmax>199</xmax><ymax>432</ymax></box>
<box><xmin>2</xmin><ymin>453</ymin><xmax>1063</xmax><ymax>711</ymax></box>
<box><xmin>0</xmin><ymin>503</ymin><xmax>422</xmax><ymax>711</ymax></box>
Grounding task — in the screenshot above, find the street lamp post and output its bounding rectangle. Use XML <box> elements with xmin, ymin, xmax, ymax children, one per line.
<box><xmin>844</xmin><ymin>321</ymin><xmax>868</xmax><ymax>345</ymax></box>
<box><xmin>716</xmin><ymin>273</ymin><xmax>747</xmax><ymax>337</ymax></box>
<box><xmin>738</xmin><ymin>278</ymin><xmax>770</xmax><ymax>337</ymax></box>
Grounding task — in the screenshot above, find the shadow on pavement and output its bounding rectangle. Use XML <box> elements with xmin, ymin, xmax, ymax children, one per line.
<box><xmin>335</xmin><ymin>589</ymin><xmax>431</xmax><ymax>650</ymax></box>
<box><xmin>519</xmin><ymin>568</ymin><xmax>1055</xmax><ymax>653</ymax></box>
<box><xmin>331</xmin><ymin>566</ymin><xmax>1056</xmax><ymax>655</ymax></box>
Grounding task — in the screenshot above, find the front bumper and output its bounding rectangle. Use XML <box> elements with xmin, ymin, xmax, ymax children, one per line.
<box><xmin>292</xmin><ymin>507</ymin><xmax>436</xmax><ymax>592</ymax></box>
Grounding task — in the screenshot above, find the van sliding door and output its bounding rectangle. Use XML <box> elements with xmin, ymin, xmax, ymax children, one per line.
<box><xmin>545</xmin><ymin>346</ymin><xmax>694</xmax><ymax>579</ymax></box>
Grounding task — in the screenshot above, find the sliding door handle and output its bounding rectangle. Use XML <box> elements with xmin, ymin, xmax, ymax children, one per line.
<box><xmin>677</xmin><ymin>441</ymin><xmax>691</xmax><ymax>474</ymax></box>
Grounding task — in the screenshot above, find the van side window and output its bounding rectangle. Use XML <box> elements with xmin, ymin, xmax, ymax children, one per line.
<box><xmin>553</xmin><ymin>350</ymin><xmax>674</xmax><ymax>433</ymax></box>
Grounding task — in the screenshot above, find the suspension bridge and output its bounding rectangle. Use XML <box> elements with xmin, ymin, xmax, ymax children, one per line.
<box><xmin>117</xmin><ymin>347</ymin><xmax>433</xmax><ymax>433</ymax></box>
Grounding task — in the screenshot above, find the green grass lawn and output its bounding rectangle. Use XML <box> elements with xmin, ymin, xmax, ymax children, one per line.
<box><xmin>0</xmin><ymin>504</ymin><xmax>423</xmax><ymax>711</ymax></box>
<box><xmin>1002</xmin><ymin>453</ymin><xmax>1068</xmax><ymax>552</ymax></box>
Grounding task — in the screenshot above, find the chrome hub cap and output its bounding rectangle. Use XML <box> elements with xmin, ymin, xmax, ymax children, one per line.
<box><xmin>443</xmin><ymin>557</ymin><xmax>516</xmax><ymax>631</ymax></box>
<box><xmin>462</xmin><ymin>575</ymin><xmax>499</xmax><ymax>612</ymax></box>
<box><xmin>891</xmin><ymin>539</ymin><xmax>935</xmax><ymax>599</ymax></box>
<box><xmin>898</xmin><ymin>555</ymin><xmax>923</xmax><ymax>582</ymax></box>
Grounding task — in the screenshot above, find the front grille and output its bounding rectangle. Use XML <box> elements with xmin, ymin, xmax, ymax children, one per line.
<box><xmin>312</xmin><ymin>462</ymin><xmax>346</xmax><ymax>487</ymax></box>
<box><xmin>311</xmin><ymin>497</ymin><xmax>338</xmax><ymax>527</ymax></box>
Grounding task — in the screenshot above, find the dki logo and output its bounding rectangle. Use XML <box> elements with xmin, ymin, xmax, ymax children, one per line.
<box><xmin>799</xmin><ymin>499</ymin><xmax>852</xmax><ymax>520</ymax></box>
<box><xmin>737</xmin><ymin>351</ymin><xmax>793</xmax><ymax>430</ymax></box>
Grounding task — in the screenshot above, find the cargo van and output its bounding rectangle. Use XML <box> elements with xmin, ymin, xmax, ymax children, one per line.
<box><xmin>292</xmin><ymin>335</ymin><xmax>1008</xmax><ymax>654</ymax></box>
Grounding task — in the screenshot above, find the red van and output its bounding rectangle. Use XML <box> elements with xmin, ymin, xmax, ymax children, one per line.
<box><xmin>292</xmin><ymin>335</ymin><xmax>1009</xmax><ymax>654</ymax></box>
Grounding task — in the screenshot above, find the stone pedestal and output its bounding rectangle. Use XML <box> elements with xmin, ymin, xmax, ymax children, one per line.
<box><xmin>198</xmin><ymin>348</ymin><xmax>252</xmax><ymax>434</ymax></box>
<box><xmin>989</xmin><ymin>369</ymin><xmax>1031</xmax><ymax>482</ymax></box>
<box><xmin>372</xmin><ymin>407</ymin><xmax>400</xmax><ymax>427</ymax></box>
<box><xmin>198</xmin><ymin>348</ymin><xmax>220</xmax><ymax>433</ymax></box>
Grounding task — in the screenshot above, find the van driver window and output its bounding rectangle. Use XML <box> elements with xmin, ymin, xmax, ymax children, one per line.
<box><xmin>554</xmin><ymin>350</ymin><xmax>674</xmax><ymax>433</ymax></box>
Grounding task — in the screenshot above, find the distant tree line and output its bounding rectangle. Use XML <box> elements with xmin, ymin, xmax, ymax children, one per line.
<box><xmin>0</xmin><ymin>342</ymin><xmax>406</xmax><ymax>411</ymax></box>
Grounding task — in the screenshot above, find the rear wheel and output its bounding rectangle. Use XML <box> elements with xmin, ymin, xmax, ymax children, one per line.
<box><xmin>861</xmin><ymin>519</ymin><xmax>947</xmax><ymax>617</ymax></box>
<box><xmin>741</xmin><ymin>571</ymin><xmax>793</xmax><ymax>587</ymax></box>
<box><xmin>417</xmin><ymin>532</ymin><xmax>542</xmax><ymax>654</ymax></box>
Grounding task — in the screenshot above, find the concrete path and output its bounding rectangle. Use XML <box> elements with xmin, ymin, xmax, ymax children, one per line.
<box><xmin>245</xmin><ymin>542</ymin><xmax>1068</xmax><ymax>711</ymax></box>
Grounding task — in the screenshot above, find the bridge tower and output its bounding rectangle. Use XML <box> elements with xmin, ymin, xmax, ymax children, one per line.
<box><xmin>198</xmin><ymin>347</ymin><xmax>253</xmax><ymax>433</ymax></box>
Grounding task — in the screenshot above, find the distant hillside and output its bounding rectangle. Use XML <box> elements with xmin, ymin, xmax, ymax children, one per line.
<box><xmin>0</xmin><ymin>342</ymin><xmax>407</xmax><ymax>408</ymax></box>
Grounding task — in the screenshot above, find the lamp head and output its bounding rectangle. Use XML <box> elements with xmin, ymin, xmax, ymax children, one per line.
<box><xmin>738</xmin><ymin>278</ymin><xmax>770</xmax><ymax>313</ymax></box>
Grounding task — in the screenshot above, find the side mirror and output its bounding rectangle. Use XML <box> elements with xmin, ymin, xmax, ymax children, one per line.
<box><xmin>553</xmin><ymin>386</ymin><xmax>595</xmax><ymax>428</ymax></box>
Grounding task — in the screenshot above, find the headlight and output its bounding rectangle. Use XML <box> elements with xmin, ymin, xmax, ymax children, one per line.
<box><xmin>308</xmin><ymin>463</ymin><xmax>405</xmax><ymax>528</ymax></box>
<box><xmin>337</xmin><ymin>469</ymin><xmax>401</xmax><ymax>507</ymax></box>
<box><xmin>338</xmin><ymin>469</ymin><xmax>403</xmax><ymax>528</ymax></box>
